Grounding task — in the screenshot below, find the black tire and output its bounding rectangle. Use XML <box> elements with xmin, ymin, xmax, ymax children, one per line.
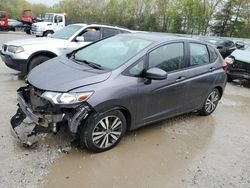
<box><xmin>199</xmin><ymin>88</ymin><xmax>220</xmax><ymax>116</ymax></box>
<box><xmin>28</xmin><ymin>55</ymin><xmax>50</xmax><ymax>72</ymax></box>
<box><xmin>43</xmin><ymin>30</ymin><xmax>54</xmax><ymax>37</ymax></box>
<box><xmin>227</xmin><ymin>75</ymin><xmax>233</xmax><ymax>82</ymax></box>
<box><xmin>79</xmin><ymin>110</ymin><xmax>127</xmax><ymax>152</ymax></box>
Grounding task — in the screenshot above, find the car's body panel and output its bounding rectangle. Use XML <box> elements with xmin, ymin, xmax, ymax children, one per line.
<box><xmin>10</xmin><ymin>33</ymin><xmax>227</xmax><ymax>147</ymax></box>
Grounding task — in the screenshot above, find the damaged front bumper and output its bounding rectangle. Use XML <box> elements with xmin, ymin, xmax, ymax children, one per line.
<box><xmin>10</xmin><ymin>86</ymin><xmax>92</xmax><ymax>145</ymax></box>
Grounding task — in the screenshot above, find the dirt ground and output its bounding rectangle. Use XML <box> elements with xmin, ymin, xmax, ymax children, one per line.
<box><xmin>0</xmin><ymin>32</ymin><xmax>249</xmax><ymax>188</ymax></box>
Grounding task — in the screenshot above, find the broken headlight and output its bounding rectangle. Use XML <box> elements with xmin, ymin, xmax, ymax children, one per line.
<box><xmin>41</xmin><ymin>91</ymin><xmax>93</xmax><ymax>105</ymax></box>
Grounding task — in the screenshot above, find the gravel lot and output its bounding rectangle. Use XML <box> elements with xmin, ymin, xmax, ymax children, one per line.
<box><xmin>0</xmin><ymin>32</ymin><xmax>249</xmax><ymax>188</ymax></box>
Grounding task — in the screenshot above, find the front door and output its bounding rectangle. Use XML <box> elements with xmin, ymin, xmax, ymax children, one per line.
<box><xmin>136</xmin><ymin>42</ymin><xmax>190</xmax><ymax>126</ymax></box>
<box><xmin>67</xmin><ymin>27</ymin><xmax>101</xmax><ymax>52</ymax></box>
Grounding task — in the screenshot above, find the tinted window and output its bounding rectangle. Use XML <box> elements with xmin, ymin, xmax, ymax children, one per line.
<box><xmin>102</xmin><ymin>28</ymin><xmax>120</xmax><ymax>38</ymax></box>
<box><xmin>148</xmin><ymin>43</ymin><xmax>185</xmax><ymax>72</ymax></box>
<box><xmin>82</xmin><ymin>27</ymin><xmax>101</xmax><ymax>42</ymax></box>
<box><xmin>208</xmin><ymin>46</ymin><xmax>219</xmax><ymax>63</ymax></box>
<box><xmin>56</xmin><ymin>16</ymin><xmax>63</xmax><ymax>23</ymax></box>
<box><xmin>225</xmin><ymin>41</ymin><xmax>234</xmax><ymax>47</ymax></box>
<box><xmin>74</xmin><ymin>36</ymin><xmax>152</xmax><ymax>70</ymax></box>
<box><xmin>190</xmin><ymin>43</ymin><xmax>209</xmax><ymax>66</ymax></box>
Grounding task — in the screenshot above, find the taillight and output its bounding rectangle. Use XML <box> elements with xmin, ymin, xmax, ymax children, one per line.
<box><xmin>222</xmin><ymin>59</ymin><xmax>228</xmax><ymax>71</ymax></box>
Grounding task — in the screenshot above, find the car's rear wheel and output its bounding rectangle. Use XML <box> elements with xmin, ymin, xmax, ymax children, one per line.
<box><xmin>199</xmin><ymin>88</ymin><xmax>220</xmax><ymax>116</ymax></box>
<box><xmin>80</xmin><ymin>110</ymin><xmax>127</xmax><ymax>152</ymax></box>
<box><xmin>28</xmin><ymin>55</ymin><xmax>50</xmax><ymax>72</ymax></box>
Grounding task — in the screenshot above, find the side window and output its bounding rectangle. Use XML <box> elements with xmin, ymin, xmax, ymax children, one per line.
<box><xmin>128</xmin><ymin>58</ymin><xmax>145</xmax><ymax>77</ymax></box>
<box><xmin>208</xmin><ymin>46</ymin><xmax>219</xmax><ymax>63</ymax></box>
<box><xmin>57</xmin><ymin>16</ymin><xmax>63</xmax><ymax>23</ymax></box>
<box><xmin>148</xmin><ymin>43</ymin><xmax>185</xmax><ymax>72</ymax></box>
<box><xmin>190</xmin><ymin>43</ymin><xmax>210</xmax><ymax>66</ymax></box>
<box><xmin>81</xmin><ymin>27</ymin><xmax>101</xmax><ymax>42</ymax></box>
<box><xmin>102</xmin><ymin>28</ymin><xmax>119</xmax><ymax>38</ymax></box>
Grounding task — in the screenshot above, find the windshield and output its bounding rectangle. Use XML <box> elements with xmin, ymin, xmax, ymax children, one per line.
<box><xmin>73</xmin><ymin>35</ymin><xmax>152</xmax><ymax>70</ymax></box>
<box><xmin>44</xmin><ymin>14</ymin><xmax>54</xmax><ymax>22</ymax></box>
<box><xmin>50</xmin><ymin>25</ymin><xmax>82</xmax><ymax>40</ymax></box>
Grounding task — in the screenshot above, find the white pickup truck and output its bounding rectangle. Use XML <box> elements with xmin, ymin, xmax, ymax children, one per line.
<box><xmin>31</xmin><ymin>13</ymin><xmax>66</xmax><ymax>37</ymax></box>
<box><xmin>1</xmin><ymin>23</ymin><xmax>132</xmax><ymax>73</ymax></box>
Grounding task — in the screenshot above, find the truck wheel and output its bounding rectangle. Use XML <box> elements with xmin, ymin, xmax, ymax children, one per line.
<box><xmin>28</xmin><ymin>55</ymin><xmax>50</xmax><ymax>72</ymax></box>
<box><xmin>44</xmin><ymin>30</ymin><xmax>54</xmax><ymax>37</ymax></box>
<box><xmin>79</xmin><ymin>110</ymin><xmax>127</xmax><ymax>152</ymax></box>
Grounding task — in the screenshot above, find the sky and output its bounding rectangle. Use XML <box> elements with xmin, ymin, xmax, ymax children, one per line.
<box><xmin>26</xmin><ymin>0</ymin><xmax>61</xmax><ymax>6</ymax></box>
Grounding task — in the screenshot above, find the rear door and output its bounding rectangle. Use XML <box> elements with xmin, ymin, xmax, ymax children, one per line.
<box><xmin>101</xmin><ymin>27</ymin><xmax>120</xmax><ymax>39</ymax></box>
<box><xmin>185</xmin><ymin>43</ymin><xmax>219</xmax><ymax>111</ymax></box>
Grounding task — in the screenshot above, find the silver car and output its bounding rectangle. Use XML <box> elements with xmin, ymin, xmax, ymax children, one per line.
<box><xmin>0</xmin><ymin>23</ymin><xmax>131</xmax><ymax>73</ymax></box>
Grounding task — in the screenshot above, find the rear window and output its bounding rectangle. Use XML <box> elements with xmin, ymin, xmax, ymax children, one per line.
<box><xmin>208</xmin><ymin>46</ymin><xmax>219</xmax><ymax>63</ymax></box>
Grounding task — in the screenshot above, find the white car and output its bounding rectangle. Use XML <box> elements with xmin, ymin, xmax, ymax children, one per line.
<box><xmin>1</xmin><ymin>23</ymin><xmax>132</xmax><ymax>73</ymax></box>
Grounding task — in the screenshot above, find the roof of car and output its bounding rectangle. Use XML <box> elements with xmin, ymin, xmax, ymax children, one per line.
<box><xmin>71</xmin><ymin>23</ymin><xmax>131</xmax><ymax>32</ymax></box>
<box><xmin>120</xmin><ymin>32</ymin><xmax>202</xmax><ymax>43</ymax></box>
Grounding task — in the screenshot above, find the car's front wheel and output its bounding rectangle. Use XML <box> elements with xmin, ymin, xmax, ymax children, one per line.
<box><xmin>80</xmin><ymin>110</ymin><xmax>127</xmax><ymax>152</ymax></box>
<box><xmin>199</xmin><ymin>88</ymin><xmax>220</xmax><ymax>116</ymax></box>
<box><xmin>28</xmin><ymin>55</ymin><xmax>50</xmax><ymax>72</ymax></box>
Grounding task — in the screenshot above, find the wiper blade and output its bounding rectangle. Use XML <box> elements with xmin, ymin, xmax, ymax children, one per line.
<box><xmin>71</xmin><ymin>56</ymin><xmax>104</xmax><ymax>70</ymax></box>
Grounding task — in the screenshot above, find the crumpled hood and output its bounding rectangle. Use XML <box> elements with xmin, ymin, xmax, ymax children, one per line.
<box><xmin>5</xmin><ymin>37</ymin><xmax>67</xmax><ymax>47</ymax></box>
<box><xmin>231</xmin><ymin>49</ymin><xmax>250</xmax><ymax>64</ymax></box>
<box><xmin>27</xmin><ymin>55</ymin><xmax>111</xmax><ymax>92</ymax></box>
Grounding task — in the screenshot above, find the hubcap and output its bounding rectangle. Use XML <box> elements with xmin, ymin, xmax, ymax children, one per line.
<box><xmin>92</xmin><ymin>116</ymin><xmax>122</xmax><ymax>149</ymax></box>
<box><xmin>205</xmin><ymin>90</ymin><xmax>219</xmax><ymax>113</ymax></box>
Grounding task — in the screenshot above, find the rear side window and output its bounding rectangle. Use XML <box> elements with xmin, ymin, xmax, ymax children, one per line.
<box><xmin>148</xmin><ymin>43</ymin><xmax>185</xmax><ymax>73</ymax></box>
<box><xmin>102</xmin><ymin>28</ymin><xmax>120</xmax><ymax>38</ymax></box>
<box><xmin>189</xmin><ymin>43</ymin><xmax>210</xmax><ymax>66</ymax></box>
<box><xmin>208</xmin><ymin>46</ymin><xmax>219</xmax><ymax>63</ymax></box>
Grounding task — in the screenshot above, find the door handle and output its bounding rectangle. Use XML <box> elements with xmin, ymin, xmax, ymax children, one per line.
<box><xmin>175</xmin><ymin>76</ymin><xmax>186</xmax><ymax>82</ymax></box>
<box><xmin>209</xmin><ymin>67</ymin><xmax>215</xmax><ymax>72</ymax></box>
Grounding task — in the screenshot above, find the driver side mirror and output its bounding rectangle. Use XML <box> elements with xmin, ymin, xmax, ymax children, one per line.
<box><xmin>145</xmin><ymin>67</ymin><xmax>168</xmax><ymax>80</ymax></box>
<box><xmin>76</xmin><ymin>36</ymin><xmax>85</xmax><ymax>42</ymax></box>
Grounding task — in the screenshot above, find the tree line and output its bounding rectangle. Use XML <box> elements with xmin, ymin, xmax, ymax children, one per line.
<box><xmin>1</xmin><ymin>0</ymin><xmax>250</xmax><ymax>38</ymax></box>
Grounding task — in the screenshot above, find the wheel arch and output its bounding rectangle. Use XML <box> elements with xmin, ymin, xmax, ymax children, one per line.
<box><xmin>214</xmin><ymin>86</ymin><xmax>223</xmax><ymax>99</ymax></box>
<box><xmin>27</xmin><ymin>50</ymin><xmax>57</xmax><ymax>71</ymax></box>
<box><xmin>94</xmin><ymin>105</ymin><xmax>132</xmax><ymax>132</ymax></box>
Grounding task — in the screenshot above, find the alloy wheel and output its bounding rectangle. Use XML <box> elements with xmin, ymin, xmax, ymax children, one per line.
<box><xmin>205</xmin><ymin>90</ymin><xmax>219</xmax><ymax>113</ymax></box>
<box><xmin>92</xmin><ymin>116</ymin><xmax>123</xmax><ymax>149</ymax></box>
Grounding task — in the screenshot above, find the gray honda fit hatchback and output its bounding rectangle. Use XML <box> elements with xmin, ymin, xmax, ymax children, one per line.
<box><xmin>11</xmin><ymin>33</ymin><xmax>227</xmax><ymax>152</ymax></box>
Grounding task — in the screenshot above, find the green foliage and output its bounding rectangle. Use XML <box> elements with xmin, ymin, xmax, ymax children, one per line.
<box><xmin>0</xmin><ymin>0</ymin><xmax>51</xmax><ymax>19</ymax></box>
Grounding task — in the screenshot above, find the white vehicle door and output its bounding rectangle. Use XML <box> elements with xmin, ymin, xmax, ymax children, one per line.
<box><xmin>67</xmin><ymin>27</ymin><xmax>101</xmax><ymax>53</ymax></box>
<box><xmin>53</xmin><ymin>15</ymin><xmax>64</xmax><ymax>32</ymax></box>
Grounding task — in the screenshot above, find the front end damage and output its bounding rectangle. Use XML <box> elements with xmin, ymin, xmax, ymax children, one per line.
<box><xmin>11</xmin><ymin>85</ymin><xmax>91</xmax><ymax>146</ymax></box>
